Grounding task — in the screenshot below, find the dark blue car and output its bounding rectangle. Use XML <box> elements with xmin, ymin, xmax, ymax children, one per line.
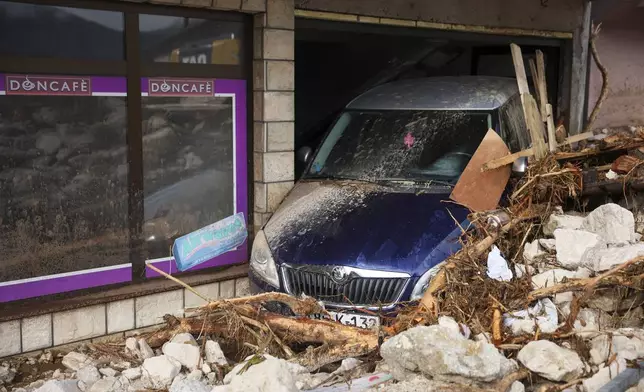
<box><xmin>249</xmin><ymin>76</ymin><xmax>529</xmax><ymax>328</ymax></box>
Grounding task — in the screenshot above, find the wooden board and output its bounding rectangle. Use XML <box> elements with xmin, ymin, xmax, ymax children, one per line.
<box><xmin>450</xmin><ymin>129</ymin><xmax>511</xmax><ymax>212</ymax></box>
<box><xmin>521</xmin><ymin>93</ymin><xmax>548</xmax><ymax>160</ymax></box>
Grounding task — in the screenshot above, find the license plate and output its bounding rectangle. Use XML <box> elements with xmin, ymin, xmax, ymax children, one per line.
<box><xmin>309</xmin><ymin>311</ymin><xmax>379</xmax><ymax>329</ymax></box>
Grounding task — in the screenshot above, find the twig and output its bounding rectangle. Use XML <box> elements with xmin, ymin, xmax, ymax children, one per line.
<box><xmin>493</xmin><ymin>368</ymin><xmax>531</xmax><ymax>392</ymax></box>
<box><xmin>583</xmin><ymin>23</ymin><xmax>608</xmax><ymax>134</ymax></box>
<box><xmin>511</xmin><ymin>168</ymin><xmax>578</xmax><ymax>200</ymax></box>
<box><xmin>264</xmin><ymin>321</ymin><xmax>294</xmax><ymax>359</ymax></box>
<box><xmin>147</xmin><ymin>263</ymin><xmax>211</xmax><ymax>303</ymax></box>
<box><xmin>547</xmin><ymin>378</ymin><xmax>583</xmax><ymax>391</ymax></box>
<box><xmin>512</xmin><ymin>223</ymin><xmax>534</xmax><ymax>262</ymax></box>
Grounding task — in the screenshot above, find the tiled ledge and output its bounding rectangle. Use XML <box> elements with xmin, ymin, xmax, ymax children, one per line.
<box><xmin>0</xmin><ymin>273</ymin><xmax>250</xmax><ymax>358</ymax></box>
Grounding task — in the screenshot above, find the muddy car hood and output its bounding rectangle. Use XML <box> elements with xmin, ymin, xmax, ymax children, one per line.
<box><xmin>263</xmin><ymin>180</ymin><xmax>468</xmax><ymax>276</ymax></box>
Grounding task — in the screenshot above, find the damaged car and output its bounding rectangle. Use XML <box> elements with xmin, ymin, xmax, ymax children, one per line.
<box><xmin>249</xmin><ymin>76</ymin><xmax>530</xmax><ymax>328</ymax></box>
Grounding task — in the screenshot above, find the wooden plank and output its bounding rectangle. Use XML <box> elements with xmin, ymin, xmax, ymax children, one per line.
<box><xmin>569</xmin><ymin>1</ymin><xmax>592</xmax><ymax>135</ymax></box>
<box><xmin>546</xmin><ymin>104</ymin><xmax>557</xmax><ymax>152</ymax></box>
<box><xmin>528</xmin><ymin>58</ymin><xmax>541</xmax><ymax>107</ymax></box>
<box><xmin>536</xmin><ymin>50</ymin><xmax>548</xmax><ymax>121</ymax></box>
<box><xmin>510</xmin><ymin>44</ymin><xmax>530</xmax><ymax>95</ymax></box>
<box><xmin>522</xmin><ymin>93</ymin><xmax>548</xmax><ymax>160</ymax></box>
<box><xmin>558</xmin><ymin>131</ymin><xmax>595</xmax><ymax>146</ymax></box>
<box><xmin>481</xmin><ymin>148</ymin><xmax>534</xmax><ymax>172</ymax></box>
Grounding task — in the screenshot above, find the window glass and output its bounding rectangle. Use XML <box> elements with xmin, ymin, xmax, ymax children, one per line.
<box><xmin>0</xmin><ymin>2</ymin><xmax>124</xmax><ymax>60</ymax></box>
<box><xmin>140</xmin><ymin>14</ymin><xmax>244</xmax><ymax>65</ymax></box>
<box><xmin>141</xmin><ymin>85</ymin><xmax>234</xmax><ymax>260</ymax></box>
<box><xmin>500</xmin><ymin>94</ymin><xmax>530</xmax><ymax>151</ymax></box>
<box><xmin>0</xmin><ymin>76</ymin><xmax>129</xmax><ymax>283</ymax></box>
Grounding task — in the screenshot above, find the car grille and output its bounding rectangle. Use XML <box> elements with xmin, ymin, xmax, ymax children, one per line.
<box><xmin>281</xmin><ymin>265</ymin><xmax>409</xmax><ymax>306</ymax></box>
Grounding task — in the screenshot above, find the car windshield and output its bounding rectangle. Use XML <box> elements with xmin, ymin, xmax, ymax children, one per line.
<box><xmin>305</xmin><ymin>110</ymin><xmax>492</xmax><ymax>184</ymax></box>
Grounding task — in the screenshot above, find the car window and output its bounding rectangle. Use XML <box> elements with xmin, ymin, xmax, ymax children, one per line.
<box><xmin>500</xmin><ymin>94</ymin><xmax>530</xmax><ymax>151</ymax></box>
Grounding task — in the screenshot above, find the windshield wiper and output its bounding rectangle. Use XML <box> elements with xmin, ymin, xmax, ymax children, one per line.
<box><xmin>379</xmin><ymin>178</ymin><xmax>455</xmax><ymax>187</ymax></box>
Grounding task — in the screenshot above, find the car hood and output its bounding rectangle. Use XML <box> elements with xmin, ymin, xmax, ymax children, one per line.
<box><xmin>263</xmin><ymin>180</ymin><xmax>468</xmax><ymax>276</ymax></box>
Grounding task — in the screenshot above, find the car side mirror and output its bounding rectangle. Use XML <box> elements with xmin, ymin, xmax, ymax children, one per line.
<box><xmin>511</xmin><ymin>157</ymin><xmax>528</xmax><ymax>177</ymax></box>
<box><xmin>297</xmin><ymin>146</ymin><xmax>313</xmax><ymax>165</ymax></box>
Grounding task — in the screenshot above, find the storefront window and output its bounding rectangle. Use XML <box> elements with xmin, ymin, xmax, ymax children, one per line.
<box><xmin>0</xmin><ymin>74</ymin><xmax>129</xmax><ymax>283</ymax></box>
<box><xmin>139</xmin><ymin>14</ymin><xmax>244</xmax><ymax>65</ymax></box>
<box><xmin>0</xmin><ymin>2</ymin><xmax>124</xmax><ymax>60</ymax></box>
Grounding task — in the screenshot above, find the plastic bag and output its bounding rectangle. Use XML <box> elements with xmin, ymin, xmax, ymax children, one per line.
<box><xmin>487</xmin><ymin>245</ymin><xmax>513</xmax><ymax>281</ymax></box>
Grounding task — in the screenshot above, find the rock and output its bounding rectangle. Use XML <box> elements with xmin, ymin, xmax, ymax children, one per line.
<box><xmin>589</xmin><ymin>335</ymin><xmax>610</xmax><ymax>365</ymax></box>
<box><xmin>332</xmin><ymin>358</ymin><xmax>364</xmax><ymax>376</ymax></box>
<box><xmin>162</xmin><ymin>342</ymin><xmax>201</xmax><ymax>370</ymax></box>
<box><xmin>98</xmin><ymin>368</ymin><xmax>119</xmax><ymax>378</ymax></box>
<box><xmin>205</xmin><ymin>341</ymin><xmax>228</xmax><ymax>366</ymax></box>
<box><xmin>124</xmin><ymin>338</ymin><xmax>139</xmax><ymax>356</ymax></box>
<box><xmin>137</xmin><ymin>339</ymin><xmax>154</xmax><ymax>360</ymax></box>
<box><xmin>582</xmin><ymin>203</ymin><xmax>636</xmax><ymax>245</ymax></box>
<box><xmin>523</xmin><ymin>241</ymin><xmax>546</xmax><ymax>264</ymax></box>
<box><xmin>294</xmin><ymin>373</ymin><xmax>329</xmax><ymax>390</ymax></box>
<box><xmin>554</xmin><ymin>229</ymin><xmax>605</xmax><ymax>268</ymax></box>
<box><xmin>0</xmin><ymin>366</ymin><xmax>15</xmax><ymax>384</ymax></box>
<box><xmin>33</xmin><ymin>381</ymin><xmax>81</xmax><ymax>392</ymax></box>
<box><xmin>36</xmin><ymin>133</ymin><xmax>62</xmax><ymax>155</ymax></box>
<box><xmin>187</xmin><ymin>370</ymin><xmax>203</xmax><ymax>381</ymax></box>
<box><xmin>121</xmin><ymin>367</ymin><xmax>141</xmax><ymax>381</ymax></box>
<box><xmin>77</xmin><ymin>366</ymin><xmax>101</xmax><ymax>390</ymax></box>
<box><xmin>62</xmin><ymin>353</ymin><xmax>92</xmax><ymax>372</ymax></box>
<box><xmin>587</xmin><ymin>291</ymin><xmax>644</xmax><ymax>313</ymax></box>
<box><xmin>611</xmin><ymin>328</ymin><xmax>644</xmax><ymax>360</ymax></box>
<box><xmin>543</xmin><ymin>214</ymin><xmax>585</xmax><ymax>236</ymax></box>
<box><xmin>574</xmin><ymin>308</ymin><xmax>611</xmax><ymax>337</ymax></box>
<box><xmin>582</xmin><ymin>243</ymin><xmax>644</xmax><ymax>272</ymax></box>
<box><xmin>170</xmin><ymin>333</ymin><xmax>197</xmax><ymax>346</ymax></box>
<box><xmin>514</xmin><ymin>264</ymin><xmax>536</xmax><ymax>279</ymax></box>
<box><xmin>87</xmin><ymin>378</ymin><xmax>122</xmax><ymax>392</ymax></box>
<box><xmin>141</xmin><ymin>355</ymin><xmax>181</xmax><ymax>388</ymax></box>
<box><xmin>582</xmin><ymin>356</ymin><xmax>628</xmax><ymax>392</ymax></box>
<box><xmin>201</xmin><ymin>363</ymin><xmax>212</xmax><ymax>375</ymax></box>
<box><xmin>169</xmin><ymin>379</ymin><xmax>210</xmax><ymax>392</ymax></box>
<box><xmin>29</xmin><ymin>380</ymin><xmax>46</xmax><ymax>390</ymax></box>
<box><xmin>380</xmin><ymin>325</ymin><xmax>517</xmax><ymax>382</ymax></box>
<box><xmin>109</xmin><ymin>362</ymin><xmax>131</xmax><ymax>371</ymax></box>
<box><xmin>206</xmin><ymin>373</ymin><xmax>218</xmax><ymax>385</ymax></box>
<box><xmin>622</xmin><ymin>306</ymin><xmax>644</xmax><ymax>328</ymax></box>
<box><xmin>517</xmin><ymin>340</ymin><xmax>584</xmax><ymax>382</ymax></box>
<box><xmin>539</xmin><ymin>239</ymin><xmax>557</xmax><ymax>253</ymax></box>
<box><xmin>39</xmin><ymin>352</ymin><xmax>54</xmax><ymax>364</ymax></box>
<box><xmin>437</xmin><ymin>316</ymin><xmax>462</xmax><ymax>336</ymax></box>
<box><xmin>224</xmin><ymin>356</ymin><xmax>299</xmax><ymax>392</ymax></box>
<box><xmin>52</xmin><ymin>369</ymin><xmax>63</xmax><ymax>379</ymax></box>
<box><xmin>531</xmin><ymin>268</ymin><xmax>589</xmax><ymax>290</ymax></box>
<box><xmin>509</xmin><ymin>381</ymin><xmax>525</xmax><ymax>392</ymax></box>
<box><xmin>224</xmin><ymin>355</ymin><xmax>307</xmax><ymax>385</ymax></box>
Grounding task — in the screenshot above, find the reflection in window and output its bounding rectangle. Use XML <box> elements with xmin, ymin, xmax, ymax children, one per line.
<box><xmin>0</xmin><ymin>2</ymin><xmax>124</xmax><ymax>60</ymax></box>
<box><xmin>142</xmin><ymin>96</ymin><xmax>234</xmax><ymax>260</ymax></box>
<box><xmin>140</xmin><ymin>14</ymin><xmax>243</xmax><ymax>65</ymax></box>
<box><xmin>0</xmin><ymin>96</ymin><xmax>129</xmax><ymax>282</ymax></box>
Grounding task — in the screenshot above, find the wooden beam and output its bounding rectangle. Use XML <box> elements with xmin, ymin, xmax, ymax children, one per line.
<box><xmin>569</xmin><ymin>1</ymin><xmax>592</xmax><ymax>135</ymax></box>
<box><xmin>528</xmin><ymin>58</ymin><xmax>541</xmax><ymax>107</ymax></box>
<box><xmin>510</xmin><ymin>44</ymin><xmax>530</xmax><ymax>95</ymax></box>
<box><xmin>536</xmin><ymin>50</ymin><xmax>548</xmax><ymax>121</ymax></box>
<box><xmin>546</xmin><ymin>104</ymin><xmax>557</xmax><ymax>152</ymax></box>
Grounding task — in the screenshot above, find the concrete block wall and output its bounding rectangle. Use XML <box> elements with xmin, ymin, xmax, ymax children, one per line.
<box><xmin>0</xmin><ymin>277</ymin><xmax>250</xmax><ymax>358</ymax></box>
<box><xmin>253</xmin><ymin>0</ymin><xmax>296</xmax><ymax>233</ymax></box>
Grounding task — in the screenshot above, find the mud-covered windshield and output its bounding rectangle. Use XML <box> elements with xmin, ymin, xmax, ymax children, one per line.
<box><xmin>306</xmin><ymin>110</ymin><xmax>492</xmax><ymax>184</ymax></box>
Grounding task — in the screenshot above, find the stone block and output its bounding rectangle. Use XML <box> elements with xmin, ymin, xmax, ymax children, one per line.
<box><xmin>266</xmin><ymin>122</ymin><xmax>294</xmax><ymax>151</ymax></box>
<box><xmin>263</xmin><ymin>92</ymin><xmax>294</xmax><ymax>122</ymax></box>
<box><xmin>53</xmin><ymin>305</ymin><xmax>106</xmax><ymax>345</ymax></box>
<box><xmin>266</xmin><ymin>61</ymin><xmax>294</xmax><ymax>91</ymax></box>
<box><xmin>135</xmin><ymin>290</ymin><xmax>183</xmax><ymax>328</ymax></box>
<box><xmin>253</xmin><ymin>91</ymin><xmax>264</xmax><ymax>122</ymax></box>
<box><xmin>253</xmin><ymin>212</ymin><xmax>271</xmax><ymax>231</ymax></box>
<box><xmin>242</xmin><ymin>0</ymin><xmax>266</xmax><ymax>12</ymax></box>
<box><xmin>266</xmin><ymin>181</ymin><xmax>293</xmax><ymax>211</ymax></box>
<box><xmin>213</xmin><ymin>0</ymin><xmax>241</xmax><ymax>10</ymax></box>
<box><xmin>220</xmin><ymin>280</ymin><xmax>235</xmax><ymax>299</ymax></box>
<box><xmin>107</xmin><ymin>299</ymin><xmax>135</xmax><ymax>333</ymax></box>
<box><xmin>235</xmin><ymin>278</ymin><xmax>251</xmax><ymax>297</ymax></box>
<box><xmin>263</xmin><ymin>29</ymin><xmax>294</xmax><ymax>60</ymax></box>
<box><xmin>253</xmin><ymin>60</ymin><xmax>265</xmax><ymax>91</ymax></box>
<box><xmin>254</xmin><ymin>122</ymin><xmax>266</xmax><ymax>152</ymax></box>
<box><xmin>253</xmin><ymin>28</ymin><xmax>263</xmax><ymax>60</ymax></box>
<box><xmin>22</xmin><ymin>314</ymin><xmax>52</xmax><ymax>352</ymax></box>
<box><xmin>0</xmin><ymin>320</ymin><xmax>21</xmax><ymax>357</ymax></box>
<box><xmin>253</xmin><ymin>152</ymin><xmax>264</xmax><ymax>182</ymax></box>
<box><xmin>266</xmin><ymin>0</ymin><xmax>294</xmax><ymax>29</ymax></box>
<box><xmin>150</xmin><ymin>0</ymin><xmax>181</xmax><ymax>4</ymax></box>
<box><xmin>263</xmin><ymin>151</ymin><xmax>294</xmax><ymax>182</ymax></box>
<box><xmin>254</xmin><ymin>182</ymin><xmax>267</xmax><ymax>213</ymax></box>
<box><xmin>185</xmin><ymin>282</ymin><xmax>220</xmax><ymax>308</ymax></box>
<box><xmin>181</xmin><ymin>0</ymin><xmax>212</xmax><ymax>6</ymax></box>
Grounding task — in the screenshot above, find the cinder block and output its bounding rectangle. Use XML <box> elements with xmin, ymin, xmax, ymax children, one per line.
<box><xmin>253</xmin><ymin>152</ymin><xmax>264</xmax><ymax>182</ymax></box>
<box><xmin>220</xmin><ymin>280</ymin><xmax>235</xmax><ymax>299</ymax></box>
<box><xmin>107</xmin><ymin>299</ymin><xmax>135</xmax><ymax>334</ymax></box>
<box><xmin>22</xmin><ymin>314</ymin><xmax>52</xmax><ymax>352</ymax></box>
<box><xmin>254</xmin><ymin>182</ymin><xmax>267</xmax><ymax>213</ymax></box>
<box><xmin>0</xmin><ymin>320</ymin><xmax>21</xmax><ymax>357</ymax></box>
<box><xmin>263</xmin><ymin>29</ymin><xmax>294</xmax><ymax>60</ymax></box>
<box><xmin>267</xmin><ymin>181</ymin><xmax>293</xmax><ymax>211</ymax></box>
<box><xmin>266</xmin><ymin>122</ymin><xmax>294</xmax><ymax>151</ymax></box>
<box><xmin>185</xmin><ymin>282</ymin><xmax>220</xmax><ymax>308</ymax></box>
<box><xmin>235</xmin><ymin>278</ymin><xmax>251</xmax><ymax>297</ymax></box>
<box><xmin>266</xmin><ymin>0</ymin><xmax>294</xmax><ymax>29</ymax></box>
<box><xmin>263</xmin><ymin>92</ymin><xmax>294</xmax><ymax>122</ymax></box>
<box><xmin>243</xmin><ymin>0</ymin><xmax>267</xmax><ymax>13</ymax></box>
<box><xmin>53</xmin><ymin>305</ymin><xmax>106</xmax><ymax>346</ymax></box>
<box><xmin>253</xmin><ymin>60</ymin><xmax>265</xmax><ymax>91</ymax></box>
<box><xmin>263</xmin><ymin>151</ymin><xmax>294</xmax><ymax>182</ymax></box>
<box><xmin>135</xmin><ymin>290</ymin><xmax>183</xmax><ymax>328</ymax></box>
<box><xmin>266</xmin><ymin>61</ymin><xmax>294</xmax><ymax>91</ymax></box>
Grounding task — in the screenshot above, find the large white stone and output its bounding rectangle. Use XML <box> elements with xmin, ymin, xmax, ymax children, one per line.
<box><xmin>162</xmin><ymin>342</ymin><xmax>201</xmax><ymax>370</ymax></box>
<box><xmin>531</xmin><ymin>268</ymin><xmax>590</xmax><ymax>291</ymax></box>
<box><xmin>554</xmin><ymin>229</ymin><xmax>605</xmax><ymax>268</ymax></box>
<box><xmin>517</xmin><ymin>340</ymin><xmax>584</xmax><ymax>382</ymax></box>
<box><xmin>34</xmin><ymin>381</ymin><xmax>81</xmax><ymax>392</ymax></box>
<box><xmin>573</xmin><ymin>308</ymin><xmax>611</xmax><ymax>338</ymax></box>
<box><xmin>224</xmin><ymin>356</ymin><xmax>299</xmax><ymax>392</ymax></box>
<box><xmin>589</xmin><ymin>335</ymin><xmax>610</xmax><ymax>365</ymax></box>
<box><xmin>539</xmin><ymin>239</ymin><xmax>557</xmax><ymax>252</ymax></box>
<box><xmin>509</xmin><ymin>381</ymin><xmax>525</xmax><ymax>392</ymax></box>
<box><xmin>380</xmin><ymin>325</ymin><xmax>517</xmax><ymax>382</ymax></box>
<box><xmin>76</xmin><ymin>366</ymin><xmax>101</xmax><ymax>390</ymax></box>
<box><xmin>0</xmin><ymin>366</ymin><xmax>15</xmax><ymax>384</ymax></box>
<box><xmin>121</xmin><ymin>367</ymin><xmax>142</xmax><ymax>381</ymax></box>
<box><xmin>141</xmin><ymin>355</ymin><xmax>181</xmax><ymax>388</ymax></box>
<box><xmin>582</xmin><ymin>243</ymin><xmax>644</xmax><ymax>272</ymax></box>
<box><xmin>543</xmin><ymin>214</ymin><xmax>585</xmax><ymax>236</ymax></box>
<box><xmin>137</xmin><ymin>339</ymin><xmax>155</xmax><ymax>360</ymax></box>
<box><xmin>169</xmin><ymin>379</ymin><xmax>210</xmax><ymax>392</ymax></box>
<box><xmin>62</xmin><ymin>352</ymin><xmax>92</xmax><ymax>372</ymax></box>
<box><xmin>87</xmin><ymin>377</ymin><xmax>123</xmax><ymax>392</ymax></box>
<box><xmin>205</xmin><ymin>340</ymin><xmax>228</xmax><ymax>366</ymax></box>
<box><xmin>523</xmin><ymin>240</ymin><xmax>546</xmax><ymax>264</ymax></box>
<box><xmin>582</xmin><ymin>356</ymin><xmax>628</xmax><ymax>392</ymax></box>
<box><xmin>224</xmin><ymin>355</ymin><xmax>307</xmax><ymax>385</ymax></box>
<box><xmin>170</xmin><ymin>333</ymin><xmax>197</xmax><ymax>346</ymax></box>
<box><xmin>611</xmin><ymin>329</ymin><xmax>644</xmax><ymax>360</ymax></box>
<box><xmin>582</xmin><ymin>203</ymin><xmax>636</xmax><ymax>245</ymax></box>
<box><xmin>587</xmin><ymin>291</ymin><xmax>644</xmax><ymax>312</ymax></box>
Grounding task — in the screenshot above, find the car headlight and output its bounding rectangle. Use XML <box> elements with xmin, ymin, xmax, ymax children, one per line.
<box><xmin>410</xmin><ymin>261</ymin><xmax>445</xmax><ymax>301</ymax></box>
<box><xmin>250</xmin><ymin>230</ymin><xmax>280</xmax><ymax>288</ymax></box>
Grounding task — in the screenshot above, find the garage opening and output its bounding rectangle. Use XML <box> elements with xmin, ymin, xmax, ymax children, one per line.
<box><xmin>295</xmin><ymin>18</ymin><xmax>567</xmax><ymax>176</ymax></box>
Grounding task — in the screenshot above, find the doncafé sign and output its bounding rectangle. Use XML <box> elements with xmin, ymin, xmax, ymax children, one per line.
<box><xmin>148</xmin><ymin>78</ymin><xmax>213</xmax><ymax>96</ymax></box>
<box><xmin>6</xmin><ymin>75</ymin><xmax>91</xmax><ymax>96</ymax></box>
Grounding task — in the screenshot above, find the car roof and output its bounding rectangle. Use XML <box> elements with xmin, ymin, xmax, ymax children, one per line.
<box><xmin>346</xmin><ymin>76</ymin><xmax>519</xmax><ymax>111</ymax></box>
